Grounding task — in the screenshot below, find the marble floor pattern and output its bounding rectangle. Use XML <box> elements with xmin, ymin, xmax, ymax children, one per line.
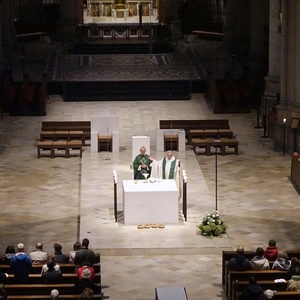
<box><xmin>0</xmin><ymin>93</ymin><xmax>299</xmax><ymax>300</ymax></box>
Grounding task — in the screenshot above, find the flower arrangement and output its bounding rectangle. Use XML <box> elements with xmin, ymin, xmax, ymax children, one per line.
<box><xmin>197</xmin><ymin>210</ymin><xmax>228</xmax><ymax>237</ymax></box>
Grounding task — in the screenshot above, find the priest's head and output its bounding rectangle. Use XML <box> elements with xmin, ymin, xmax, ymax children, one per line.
<box><xmin>140</xmin><ymin>146</ymin><xmax>146</xmax><ymax>155</ymax></box>
<box><xmin>166</xmin><ymin>150</ymin><xmax>173</xmax><ymax>160</ymax></box>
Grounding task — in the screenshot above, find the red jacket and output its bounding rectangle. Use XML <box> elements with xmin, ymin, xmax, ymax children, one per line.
<box><xmin>76</xmin><ymin>265</ymin><xmax>95</xmax><ymax>282</ymax></box>
<box><xmin>264</xmin><ymin>246</ymin><xmax>278</xmax><ymax>261</ymax></box>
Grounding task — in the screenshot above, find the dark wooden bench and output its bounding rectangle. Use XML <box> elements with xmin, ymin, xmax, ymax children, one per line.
<box><xmin>227</xmin><ymin>270</ymin><xmax>287</xmax><ymax>300</ymax></box>
<box><xmin>40</xmin><ymin>130</ymin><xmax>85</xmax><ymax>145</ymax></box>
<box><xmin>0</xmin><ymin>263</ymin><xmax>100</xmax><ymax>274</ymax></box>
<box><xmin>41</xmin><ymin>121</ymin><xmax>91</xmax><ymax>145</ymax></box>
<box><xmin>159</xmin><ymin>119</ymin><xmax>230</xmax><ymax>144</ymax></box>
<box><xmin>222</xmin><ymin>250</ymin><xmax>300</xmax><ymax>287</ymax></box>
<box><xmin>233</xmin><ymin>279</ymin><xmax>287</xmax><ymax>300</ymax></box>
<box><xmin>9</xmin><ymin>295</ymin><xmax>102</xmax><ymax>300</ymax></box>
<box><xmin>192</xmin><ymin>30</ymin><xmax>224</xmax><ymax>40</ymax></box>
<box><xmin>6</xmin><ymin>272</ymin><xmax>101</xmax><ymax>284</ymax></box>
<box><xmin>37</xmin><ymin>140</ymin><xmax>83</xmax><ymax>158</ymax></box>
<box><xmin>5</xmin><ymin>283</ymin><xmax>101</xmax><ymax>295</ymax></box>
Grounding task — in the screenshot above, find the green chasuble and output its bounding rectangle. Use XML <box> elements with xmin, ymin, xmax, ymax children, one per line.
<box><xmin>133</xmin><ymin>154</ymin><xmax>152</xmax><ymax>179</ymax></box>
<box><xmin>162</xmin><ymin>157</ymin><xmax>177</xmax><ymax>179</ymax></box>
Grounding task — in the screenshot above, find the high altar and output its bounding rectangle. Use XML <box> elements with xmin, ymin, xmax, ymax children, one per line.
<box><xmin>84</xmin><ymin>0</ymin><xmax>159</xmax><ymax>24</ymax></box>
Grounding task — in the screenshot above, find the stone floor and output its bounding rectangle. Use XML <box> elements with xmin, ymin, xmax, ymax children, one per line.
<box><xmin>0</xmin><ymin>93</ymin><xmax>299</xmax><ymax>300</ymax></box>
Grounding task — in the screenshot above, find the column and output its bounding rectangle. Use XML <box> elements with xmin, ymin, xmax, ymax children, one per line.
<box><xmin>1</xmin><ymin>0</ymin><xmax>16</xmax><ymax>68</ymax></box>
<box><xmin>159</xmin><ymin>0</ymin><xmax>181</xmax><ymax>40</ymax></box>
<box><xmin>274</xmin><ymin>0</ymin><xmax>300</xmax><ymax>153</ymax></box>
<box><xmin>264</xmin><ymin>0</ymin><xmax>281</xmax><ymax>96</ymax></box>
<box><xmin>249</xmin><ymin>0</ymin><xmax>269</xmax><ymax>71</ymax></box>
<box><xmin>223</xmin><ymin>0</ymin><xmax>251</xmax><ymax>55</ymax></box>
<box><xmin>0</xmin><ymin>1</ymin><xmax>4</xmax><ymax>72</ymax></box>
<box><xmin>57</xmin><ymin>0</ymin><xmax>84</xmax><ymax>42</ymax></box>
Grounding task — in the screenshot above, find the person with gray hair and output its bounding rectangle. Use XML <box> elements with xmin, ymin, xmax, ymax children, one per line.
<box><xmin>30</xmin><ymin>242</ymin><xmax>48</xmax><ymax>264</ymax></box>
<box><xmin>10</xmin><ymin>243</ymin><xmax>32</xmax><ymax>283</ymax></box>
<box><xmin>50</xmin><ymin>289</ymin><xmax>59</xmax><ymax>299</ymax></box>
<box><xmin>263</xmin><ymin>289</ymin><xmax>274</xmax><ymax>299</ymax></box>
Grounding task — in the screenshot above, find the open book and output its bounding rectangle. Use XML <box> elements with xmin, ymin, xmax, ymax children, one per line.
<box><xmin>274</xmin><ymin>278</ymin><xmax>286</xmax><ymax>283</ymax></box>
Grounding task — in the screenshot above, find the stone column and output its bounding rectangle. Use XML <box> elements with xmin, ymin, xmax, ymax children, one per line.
<box><xmin>274</xmin><ymin>0</ymin><xmax>300</xmax><ymax>153</ymax></box>
<box><xmin>1</xmin><ymin>0</ymin><xmax>16</xmax><ymax>68</ymax></box>
<box><xmin>159</xmin><ymin>0</ymin><xmax>181</xmax><ymax>40</ymax></box>
<box><xmin>264</xmin><ymin>0</ymin><xmax>281</xmax><ymax>96</ymax></box>
<box><xmin>57</xmin><ymin>0</ymin><xmax>83</xmax><ymax>42</ymax></box>
<box><xmin>223</xmin><ymin>0</ymin><xmax>251</xmax><ymax>55</ymax></box>
<box><xmin>249</xmin><ymin>0</ymin><xmax>269</xmax><ymax>71</ymax></box>
<box><xmin>0</xmin><ymin>1</ymin><xmax>4</xmax><ymax>73</ymax></box>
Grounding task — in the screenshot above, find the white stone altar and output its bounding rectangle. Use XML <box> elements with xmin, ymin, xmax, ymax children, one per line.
<box><xmin>122</xmin><ymin>179</ymin><xmax>178</xmax><ymax>225</ymax></box>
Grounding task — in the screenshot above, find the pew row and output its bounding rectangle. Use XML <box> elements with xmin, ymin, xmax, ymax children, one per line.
<box><xmin>41</xmin><ymin>121</ymin><xmax>91</xmax><ymax>145</ymax></box>
<box><xmin>227</xmin><ymin>270</ymin><xmax>287</xmax><ymax>300</ymax></box>
<box><xmin>37</xmin><ymin>140</ymin><xmax>83</xmax><ymax>158</ymax></box>
<box><xmin>233</xmin><ymin>280</ymin><xmax>287</xmax><ymax>300</ymax></box>
<box><xmin>222</xmin><ymin>250</ymin><xmax>300</xmax><ymax>286</ymax></box>
<box><xmin>159</xmin><ymin>119</ymin><xmax>230</xmax><ymax>144</ymax></box>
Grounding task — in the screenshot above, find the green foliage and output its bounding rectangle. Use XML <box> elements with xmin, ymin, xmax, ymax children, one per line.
<box><xmin>197</xmin><ymin>210</ymin><xmax>228</xmax><ymax>237</ymax></box>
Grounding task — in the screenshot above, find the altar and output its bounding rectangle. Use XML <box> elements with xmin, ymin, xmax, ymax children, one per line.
<box><xmin>122</xmin><ymin>179</ymin><xmax>178</xmax><ymax>225</ymax></box>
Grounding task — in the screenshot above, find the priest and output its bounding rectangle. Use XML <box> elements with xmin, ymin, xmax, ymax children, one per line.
<box><xmin>133</xmin><ymin>146</ymin><xmax>153</xmax><ymax>179</ymax></box>
<box><xmin>151</xmin><ymin>150</ymin><xmax>182</xmax><ymax>196</ymax></box>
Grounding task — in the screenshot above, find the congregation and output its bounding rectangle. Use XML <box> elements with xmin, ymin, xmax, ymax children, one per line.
<box><xmin>228</xmin><ymin>239</ymin><xmax>300</xmax><ymax>300</ymax></box>
<box><xmin>0</xmin><ymin>238</ymin><xmax>100</xmax><ymax>299</ymax></box>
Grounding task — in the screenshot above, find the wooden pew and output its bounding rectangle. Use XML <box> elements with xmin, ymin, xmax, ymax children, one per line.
<box><xmin>5</xmin><ymin>272</ymin><xmax>100</xmax><ymax>284</ymax></box>
<box><xmin>222</xmin><ymin>250</ymin><xmax>300</xmax><ymax>287</ymax></box>
<box><xmin>5</xmin><ymin>283</ymin><xmax>101</xmax><ymax>295</ymax></box>
<box><xmin>233</xmin><ymin>280</ymin><xmax>287</xmax><ymax>300</ymax></box>
<box><xmin>227</xmin><ymin>270</ymin><xmax>288</xmax><ymax>300</ymax></box>
<box><xmin>41</xmin><ymin>121</ymin><xmax>91</xmax><ymax>145</ymax></box>
<box><xmin>0</xmin><ymin>263</ymin><xmax>100</xmax><ymax>274</ymax></box>
<box><xmin>9</xmin><ymin>295</ymin><xmax>102</xmax><ymax>300</ymax></box>
<box><xmin>37</xmin><ymin>140</ymin><xmax>83</xmax><ymax>158</ymax></box>
<box><xmin>159</xmin><ymin>119</ymin><xmax>230</xmax><ymax>144</ymax></box>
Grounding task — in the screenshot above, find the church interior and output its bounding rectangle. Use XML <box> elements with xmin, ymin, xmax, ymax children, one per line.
<box><xmin>1</xmin><ymin>0</ymin><xmax>300</xmax><ymax>299</ymax></box>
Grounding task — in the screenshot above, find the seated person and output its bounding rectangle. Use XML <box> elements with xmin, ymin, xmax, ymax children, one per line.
<box><xmin>0</xmin><ymin>283</ymin><xmax>8</xmax><ymax>300</ymax></box>
<box><xmin>263</xmin><ymin>289</ymin><xmax>274</xmax><ymax>299</ymax></box>
<box><xmin>78</xmin><ymin>287</ymin><xmax>94</xmax><ymax>299</ymax></box>
<box><xmin>77</xmin><ymin>264</ymin><xmax>95</xmax><ymax>282</ymax></box>
<box><xmin>74</xmin><ymin>268</ymin><xmax>95</xmax><ymax>293</ymax></box>
<box><xmin>41</xmin><ymin>257</ymin><xmax>63</xmax><ymax>284</ymax></box>
<box><xmin>2</xmin><ymin>245</ymin><xmax>15</xmax><ymax>265</ymax></box>
<box><xmin>30</xmin><ymin>242</ymin><xmax>48</xmax><ymax>264</ymax></box>
<box><xmin>272</xmin><ymin>250</ymin><xmax>291</xmax><ymax>271</ymax></box>
<box><xmin>287</xmin><ymin>265</ymin><xmax>300</xmax><ymax>291</ymax></box>
<box><xmin>250</xmin><ymin>247</ymin><xmax>270</xmax><ymax>270</ymax></box>
<box><xmin>264</xmin><ymin>239</ymin><xmax>278</xmax><ymax>261</ymax></box>
<box><xmin>242</xmin><ymin>276</ymin><xmax>265</xmax><ymax>300</ymax></box>
<box><xmin>69</xmin><ymin>241</ymin><xmax>81</xmax><ymax>264</ymax></box>
<box><xmin>53</xmin><ymin>242</ymin><xmax>69</xmax><ymax>264</ymax></box>
<box><xmin>228</xmin><ymin>246</ymin><xmax>252</xmax><ymax>271</ymax></box>
<box><xmin>286</xmin><ymin>257</ymin><xmax>300</xmax><ymax>280</ymax></box>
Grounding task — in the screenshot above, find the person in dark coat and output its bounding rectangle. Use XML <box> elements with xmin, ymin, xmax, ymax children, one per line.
<box><xmin>242</xmin><ymin>277</ymin><xmax>265</xmax><ymax>300</ymax></box>
<box><xmin>74</xmin><ymin>238</ymin><xmax>96</xmax><ymax>269</ymax></box>
<box><xmin>41</xmin><ymin>258</ymin><xmax>63</xmax><ymax>284</ymax></box>
<box><xmin>53</xmin><ymin>243</ymin><xmax>69</xmax><ymax>264</ymax></box>
<box><xmin>228</xmin><ymin>246</ymin><xmax>252</xmax><ymax>271</ymax></box>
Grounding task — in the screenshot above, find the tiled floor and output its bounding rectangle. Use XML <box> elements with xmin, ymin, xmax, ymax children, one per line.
<box><xmin>1</xmin><ymin>37</ymin><xmax>299</xmax><ymax>299</ymax></box>
<box><xmin>0</xmin><ymin>92</ymin><xmax>299</xmax><ymax>300</ymax></box>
